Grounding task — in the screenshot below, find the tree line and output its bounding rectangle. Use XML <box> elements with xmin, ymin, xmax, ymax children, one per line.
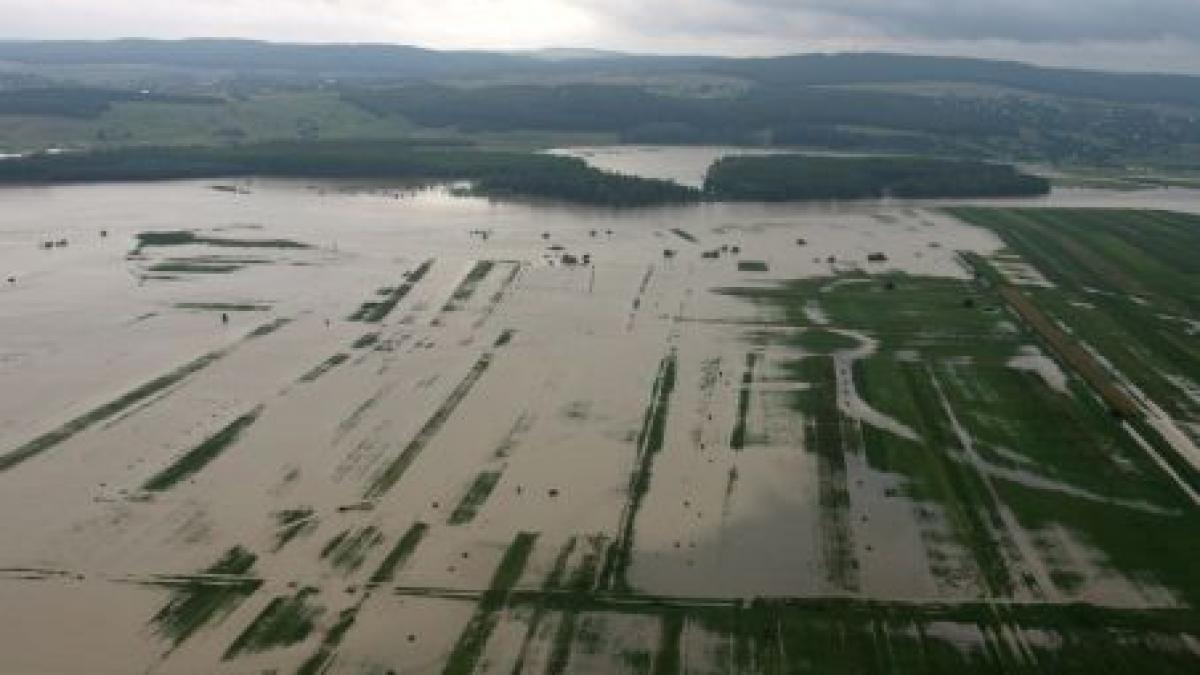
<box><xmin>0</xmin><ymin>140</ymin><xmax>700</xmax><ymax>207</ymax></box>
<box><xmin>704</xmin><ymin>155</ymin><xmax>1051</xmax><ymax>200</ymax></box>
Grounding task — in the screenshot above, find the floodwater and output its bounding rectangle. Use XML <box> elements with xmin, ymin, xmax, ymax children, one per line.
<box><xmin>2</xmin><ymin>148</ymin><xmax>1198</xmax><ymax>673</ymax></box>
<box><xmin>549</xmin><ymin>145</ymin><xmax>789</xmax><ymax>188</ymax></box>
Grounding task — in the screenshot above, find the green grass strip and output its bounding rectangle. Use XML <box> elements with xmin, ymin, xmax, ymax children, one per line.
<box><xmin>0</xmin><ymin>350</ymin><xmax>226</xmax><ymax>472</ymax></box>
<box><xmin>369</xmin><ymin>522</ymin><xmax>430</xmax><ymax>584</ymax></box>
<box><xmin>443</xmin><ymin>532</ymin><xmax>539</xmax><ymax>675</ymax></box>
<box><xmin>448</xmin><ymin>472</ymin><xmax>502</xmax><ymax>525</ymax></box>
<box><xmin>143</xmin><ymin>406</ymin><xmax>264</xmax><ymax>491</ymax></box>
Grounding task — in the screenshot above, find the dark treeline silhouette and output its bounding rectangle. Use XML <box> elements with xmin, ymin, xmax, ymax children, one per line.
<box><xmin>341</xmin><ymin>83</ymin><xmax>1200</xmax><ymax>164</ymax></box>
<box><xmin>3</xmin><ymin>42</ymin><xmax>1198</xmax><ymax>109</ymax></box>
<box><xmin>0</xmin><ymin>87</ymin><xmax>220</xmax><ymax>118</ymax></box>
<box><xmin>343</xmin><ymin>84</ymin><xmax>1015</xmax><ymax>137</ymax></box>
<box><xmin>0</xmin><ymin>140</ymin><xmax>699</xmax><ymax>207</ymax></box>
<box><xmin>704</xmin><ymin>155</ymin><xmax>1051</xmax><ymax>200</ymax></box>
<box><xmin>0</xmin><ymin>142</ymin><xmax>1054</xmax><ymax>203</ymax></box>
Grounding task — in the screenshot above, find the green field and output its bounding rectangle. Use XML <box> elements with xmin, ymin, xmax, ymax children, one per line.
<box><xmin>948</xmin><ymin>208</ymin><xmax>1200</xmax><ymax>476</ymax></box>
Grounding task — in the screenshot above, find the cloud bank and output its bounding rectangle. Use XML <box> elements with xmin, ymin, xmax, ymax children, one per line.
<box><xmin>0</xmin><ymin>0</ymin><xmax>1196</xmax><ymax>73</ymax></box>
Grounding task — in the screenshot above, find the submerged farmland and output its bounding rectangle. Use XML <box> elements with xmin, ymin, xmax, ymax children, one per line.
<box><xmin>0</xmin><ymin>169</ymin><xmax>1198</xmax><ymax>673</ymax></box>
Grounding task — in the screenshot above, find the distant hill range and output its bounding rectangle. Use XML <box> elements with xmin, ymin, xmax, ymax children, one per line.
<box><xmin>1</xmin><ymin>40</ymin><xmax>1197</xmax><ymax>167</ymax></box>
<box><xmin>0</xmin><ymin>39</ymin><xmax>1197</xmax><ymax>107</ymax></box>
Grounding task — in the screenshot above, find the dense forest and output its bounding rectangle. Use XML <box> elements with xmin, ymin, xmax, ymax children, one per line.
<box><xmin>342</xmin><ymin>83</ymin><xmax>1014</xmax><ymax>137</ymax></box>
<box><xmin>0</xmin><ymin>140</ymin><xmax>1052</xmax><ymax>204</ymax></box>
<box><xmin>704</xmin><ymin>155</ymin><xmax>1051</xmax><ymax>200</ymax></box>
<box><xmin>0</xmin><ymin>87</ymin><xmax>220</xmax><ymax>118</ymax></box>
<box><xmin>0</xmin><ymin>140</ymin><xmax>700</xmax><ymax>206</ymax></box>
<box><xmin>340</xmin><ymin>82</ymin><xmax>1200</xmax><ymax>164</ymax></box>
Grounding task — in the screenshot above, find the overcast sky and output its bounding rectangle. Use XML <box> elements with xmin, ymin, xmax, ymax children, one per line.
<box><xmin>3</xmin><ymin>0</ymin><xmax>1199</xmax><ymax>73</ymax></box>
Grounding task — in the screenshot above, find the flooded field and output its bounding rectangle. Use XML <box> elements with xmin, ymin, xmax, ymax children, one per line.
<box><xmin>2</xmin><ymin>155</ymin><xmax>1199</xmax><ymax>672</ymax></box>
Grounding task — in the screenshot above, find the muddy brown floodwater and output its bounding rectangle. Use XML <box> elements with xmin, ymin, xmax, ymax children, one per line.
<box><xmin>2</xmin><ymin>149</ymin><xmax>1200</xmax><ymax>673</ymax></box>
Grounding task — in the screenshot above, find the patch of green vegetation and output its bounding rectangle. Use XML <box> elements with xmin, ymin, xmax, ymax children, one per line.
<box><xmin>320</xmin><ymin>526</ymin><xmax>384</xmax><ymax>574</ymax></box>
<box><xmin>272</xmin><ymin>508</ymin><xmax>316</xmax><ymax>552</ymax></box>
<box><xmin>351</xmin><ymin>332</ymin><xmax>380</xmax><ymax>349</ymax></box>
<box><xmin>948</xmin><ymin>207</ymin><xmax>1200</xmax><ymax>461</ymax></box>
<box><xmin>934</xmin><ymin>354</ymin><xmax>1174</xmax><ymax>504</ymax></box>
<box><xmin>0</xmin><ymin>140</ymin><xmax>700</xmax><ymax>207</ymax></box>
<box><xmin>790</xmin><ymin>355</ymin><xmax>860</xmax><ymax>591</ymax></box>
<box><xmin>148</xmin><ymin>261</ymin><xmax>242</xmax><ymax>274</ymax></box>
<box><xmin>706</xmin><ymin>154</ymin><xmax>1050</xmax><ymax>200</ymax></box>
<box><xmin>448</xmin><ymin>471</ymin><xmax>502</xmax><ymax>525</ymax></box>
<box><xmin>794</xmin><ymin>328</ymin><xmax>860</xmax><ymax>354</ymax></box>
<box><xmin>668</xmin><ymin>227</ymin><xmax>697</xmax><ymax>243</ymax></box>
<box><xmin>441</xmin><ymin>260</ymin><xmax>495</xmax><ymax>312</ymax></box>
<box><xmin>297</xmin><ymin>605</ymin><xmax>361</xmax><ymax>675</ymax></box>
<box><xmin>493</xmin><ymin>328</ymin><xmax>516</xmax><ymax>348</ymax></box>
<box><xmin>299</xmin><ymin>353</ymin><xmax>350</xmax><ymax>383</ymax></box>
<box><xmin>409</xmin><ymin>584</ymin><xmax>1200</xmax><ymax>674</ymax></box>
<box><xmin>143</xmin><ymin>405</ymin><xmax>264</xmax><ymax>491</ymax></box>
<box><xmin>133</xmin><ymin>229</ymin><xmax>310</xmax><ymax>253</ymax></box>
<box><xmin>369</xmin><ymin>522</ymin><xmax>429</xmax><ymax>584</ymax></box>
<box><xmin>511</xmin><ymin>536</ymin><xmax>591</xmax><ymax>674</ymax></box>
<box><xmin>545</xmin><ymin>612</ymin><xmax>581</xmax><ymax>675</ymax></box>
<box><xmin>0</xmin><ymin>349</ymin><xmax>225</xmax><ymax>472</ymax></box>
<box><xmin>997</xmin><ymin>478</ymin><xmax>1200</xmax><ymax>606</ymax></box>
<box><xmin>729</xmin><ymin>352</ymin><xmax>758</xmax><ymax>450</ymax></box>
<box><xmin>364</xmin><ymin>353</ymin><xmax>492</xmax><ymax>500</ymax></box>
<box><xmin>348</xmin><ymin>259</ymin><xmax>434</xmax><ymax>323</ymax></box>
<box><xmin>0</xmin><ymin>85</ymin><xmax>219</xmax><ymax>119</ymax></box>
<box><xmin>492</xmin><ymin>413</ymin><xmax>533</xmax><ymax>459</ymax></box>
<box><xmin>247</xmin><ymin>317</ymin><xmax>291</xmax><ymax>338</ymax></box>
<box><xmin>736</xmin><ymin>260</ymin><xmax>769</xmax><ymax>272</ymax></box>
<box><xmin>652</xmin><ymin>613</ymin><xmax>685</xmax><ymax>675</ymax></box>
<box><xmin>223</xmin><ymin>587</ymin><xmax>323</xmax><ymax>660</ymax></box>
<box><xmin>600</xmin><ymin>350</ymin><xmax>677</xmax><ymax>593</ymax></box>
<box><xmin>725</xmin><ymin>268</ymin><xmax>1200</xmax><ymax>603</ymax></box>
<box><xmin>443</xmin><ymin>531</ymin><xmax>539</xmax><ymax>675</ymax></box>
<box><xmin>175</xmin><ymin>302</ymin><xmax>270</xmax><ymax>312</ymax></box>
<box><xmin>150</xmin><ymin>546</ymin><xmax>261</xmax><ymax>650</ymax></box>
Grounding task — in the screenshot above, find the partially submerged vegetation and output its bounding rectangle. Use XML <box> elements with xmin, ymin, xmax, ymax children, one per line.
<box><xmin>368</xmin><ymin>522</ymin><xmax>429</xmax><ymax>584</ymax></box>
<box><xmin>444</xmin><ymin>531</ymin><xmax>539</xmax><ymax>675</ymax></box>
<box><xmin>223</xmin><ymin>587</ymin><xmax>323</xmax><ymax>660</ymax></box>
<box><xmin>143</xmin><ymin>405</ymin><xmax>264</xmax><ymax>491</ymax></box>
<box><xmin>949</xmin><ymin>207</ymin><xmax>1200</xmax><ymax>491</ymax></box>
<box><xmin>394</xmin><ymin>591</ymin><xmax>1200</xmax><ymax>673</ymax></box>
<box><xmin>718</xmin><ymin>266</ymin><xmax>1200</xmax><ymax>606</ymax></box>
<box><xmin>175</xmin><ymin>302</ymin><xmax>270</xmax><ymax>312</ymax></box>
<box><xmin>5</xmin><ymin>140</ymin><xmax>1200</xmax><ymax>673</ymax></box>
<box><xmin>149</xmin><ymin>546</ymin><xmax>262</xmax><ymax>650</ymax></box>
<box><xmin>729</xmin><ymin>352</ymin><xmax>759</xmax><ymax>450</ymax></box>
<box><xmin>441</xmin><ymin>260</ymin><xmax>495</xmax><ymax>313</ymax></box>
<box><xmin>0</xmin><ymin>349</ymin><xmax>226</xmax><ymax>472</ymax></box>
<box><xmin>298</xmin><ymin>352</ymin><xmax>350</xmax><ymax>383</ymax></box>
<box><xmin>320</xmin><ymin>526</ymin><xmax>384</xmax><ymax>574</ymax></box>
<box><xmin>364</xmin><ymin>353</ymin><xmax>493</xmax><ymax>500</ymax></box>
<box><xmin>133</xmin><ymin>229</ymin><xmax>310</xmax><ymax>253</ymax></box>
<box><xmin>271</xmin><ymin>508</ymin><xmax>317</xmax><ymax>552</ymax></box>
<box><xmin>600</xmin><ymin>350</ymin><xmax>678</xmax><ymax>592</ymax></box>
<box><xmin>350</xmin><ymin>332</ymin><xmax>379</xmax><ymax>349</ymax></box>
<box><xmin>296</xmin><ymin>605</ymin><xmax>361</xmax><ymax>675</ymax></box>
<box><xmin>348</xmin><ymin>259</ymin><xmax>434</xmax><ymax>323</ymax></box>
<box><xmin>0</xmin><ymin>140</ymin><xmax>700</xmax><ymax>207</ymax></box>
<box><xmin>448</xmin><ymin>471</ymin><xmax>502</xmax><ymax>525</ymax></box>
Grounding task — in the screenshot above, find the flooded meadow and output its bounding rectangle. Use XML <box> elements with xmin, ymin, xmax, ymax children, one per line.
<box><xmin>2</xmin><ymin>149</ymin><xmax>1199</xmax><ymax>673</ymax></box>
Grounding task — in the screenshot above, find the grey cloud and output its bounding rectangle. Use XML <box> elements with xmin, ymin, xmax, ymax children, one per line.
<box><xmin>2</xmin><ymin>0</ymin><xmax>1199</xmax><ymax>72</ymax></box>
<box><xmin>570</xmin><ymin>0</ymin><xmax>1200</xmax><ymax>44</ymax></box>
<box><xmin>794</xmin><ymin>0</ymin><xmax>1200</xmax><ymax>42</ymax></box>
